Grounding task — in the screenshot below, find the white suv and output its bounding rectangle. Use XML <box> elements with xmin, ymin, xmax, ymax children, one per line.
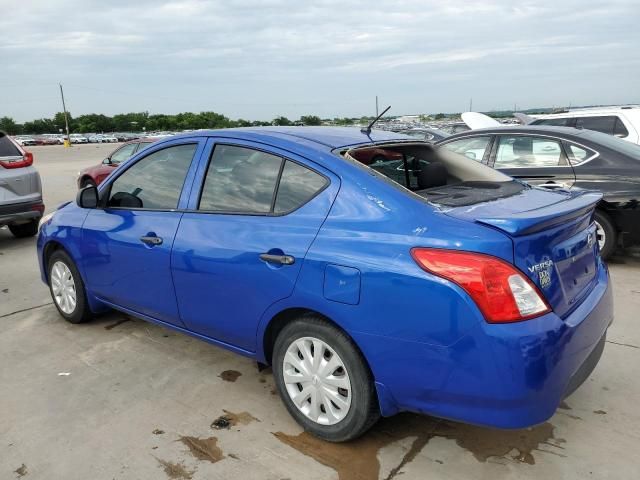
<box><xmin>530</xmin><ymin>106</ymin><xmax>640</xmax><ymax>144</ymax></box>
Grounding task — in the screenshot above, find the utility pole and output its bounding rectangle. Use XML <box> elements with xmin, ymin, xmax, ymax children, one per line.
<box><xmin>469</xmin><ymin>98</ymin><xmax>473</xmax><ymax>112</ymax></box>
<box><xmin>375</xmin><ymin>96</ymin><xmax>379</xmax><ymax>117</ymax></box>
<box><xmin>59</xmin><ymin>83</ymin><xmax>71</xmax><ymax>147</ymax></box>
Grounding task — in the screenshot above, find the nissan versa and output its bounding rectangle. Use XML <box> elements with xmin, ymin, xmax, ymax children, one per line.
<box><xmin>37</xmin><ymin>127</ymin><xmax>613</xmax><ymax>442</ymax></box>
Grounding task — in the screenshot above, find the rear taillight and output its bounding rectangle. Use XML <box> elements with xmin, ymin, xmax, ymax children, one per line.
<box><xmin>0</xmin><ymin>152</ymin><xmax>33</xmax><ymax>169</ymax></box>
<box><xmin>411</xmin><ymin>248</ymin><xmax>550</xmax><ymax>323</ymax></box>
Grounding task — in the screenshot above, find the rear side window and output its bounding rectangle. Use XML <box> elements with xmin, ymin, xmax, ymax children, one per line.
<box><xmin>440</xmin><ymin>136</ymin><xmax>492</xmax><ymax>162</ymax></box>
<box><xmin>274</xmin><ymin>161</ymin><xmax>327</xmax><ymax>214</ymax></box>
<box><xmin>108</xmin><ymin>144</ymin><xmax>196</xmax><ymax>209</ymax></box>
<box><xmin>565</xmin><ymin>143</ymin><xmax>596</xmax><ymax>166</ymax></box>
<box><xmin>0</xmin><ymin>135</ymin><xmax>21</xmax><ymax>157</ymax></box>
<box><xmin>575</xmin><ymin>116</ymin><xmax>626</xmax><ymax>137</ymax></box>
<box><xmin>199</xmin><ymin>145</ymin><xmax>282</xmax><ymax>213</ymax></box>
<box><xmin>494</xmin><ymin>136</ymin><xmax>566</xmax><ymax>168</ymax></box>
<box><xmin>199</xmin><ymin>145</ymin><xmax>327</xmax><ymax>214</ymax></box>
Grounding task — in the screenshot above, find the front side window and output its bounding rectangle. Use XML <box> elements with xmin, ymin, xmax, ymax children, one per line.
<box><xmin>494</xmin><ymin>136</ymin><xmax>566</xmax><ymax>168</ymax></box>
<box><xmin>440</xmin><ymin>136</ymin><xmax>492</xmax><ymax>162</ymax></box>
<box><xmin>108</xmin><ymin>143</ymin><xmax>196</xmax><ymax>209</ymax></box>
<box><xmin>110</xmin><ymin>143</ymin><xmax>138</xmax><ymax>164</ymax></box>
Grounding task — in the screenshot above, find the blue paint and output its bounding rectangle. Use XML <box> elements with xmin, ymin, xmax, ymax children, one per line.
<box><xmin>38</xmin><ymin>127</ymin><xmax>613</xmax><ymax>429</ymax></box>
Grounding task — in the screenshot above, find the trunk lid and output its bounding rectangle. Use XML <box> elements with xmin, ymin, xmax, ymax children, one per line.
<box><xmin>445</xmin><ymin>187</ymin><xmax>602</xmax><ymax>318</ymax></box>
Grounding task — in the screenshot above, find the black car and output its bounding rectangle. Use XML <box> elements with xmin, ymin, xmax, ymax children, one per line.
<box><xmin>399</xmin><ymin>128</ymin><xmax>450</xmax><ymax>143</ymax></box>
<box><xmin>436</xmin><ymin>125</ymin><xmax>640</xmax><ymax>258</ymax></box>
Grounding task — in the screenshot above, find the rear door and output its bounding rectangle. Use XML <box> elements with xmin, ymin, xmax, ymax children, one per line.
<box><xmin>171</xmin><ymin>139</ymin><xmax>339</xmax><ymax>351</ymax></box>
<box><xmin>81</xmin><ymin>139</ymin><xmax>204</xmax><ymax>325</ymax></box>
<box><xmin>490</xmin><ymin>134</ymin><xmax>576</xmax><ymax>190</ymax></box>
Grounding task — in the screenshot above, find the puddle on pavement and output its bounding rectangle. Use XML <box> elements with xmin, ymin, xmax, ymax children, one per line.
<box><xmin>219</xmin><ymin>370</ymin><xmax>242</xmax><ymax>382</ymax></box>
<box><xmin>178</xmin><ymin>435</ymin><xmax>225</xmax><ymax>463</ymax></box>
<box><xmin>104</xmin><ymin>317</ymin><xmax>132</xmax><ymax>330</ymax></box>
<box><xmin>211</xmin><ymin>410</ymin><xmax>260</xmax><ymax>430</ymax></box>
<box><xmin>155</xmin><ymin>458</ymin><xmax>194</xmax><ymax>480</ymax></box>
<box><xmin>274</xmin><ymin>413</ymin><xmax>564</xmax><ymax>480</ymax></box>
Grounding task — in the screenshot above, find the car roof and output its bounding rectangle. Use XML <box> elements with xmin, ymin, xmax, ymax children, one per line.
<box><xmin>438</xmin><ymin>125</ymin><xmax>589</xmax><ymax>142</ymax></box>
<box><xmin>168</xmin><ymin>126</ymin><xmax>411</xmax><ymax>150</ymax></box>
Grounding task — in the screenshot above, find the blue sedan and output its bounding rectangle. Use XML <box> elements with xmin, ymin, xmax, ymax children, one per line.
<box><xmin>37</xmin><ymin>127</ymin><xmax>613</xmax><ymax>441</ymax></box>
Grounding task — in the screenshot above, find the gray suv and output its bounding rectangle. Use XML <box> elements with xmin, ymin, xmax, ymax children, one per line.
<box><xmin>0</xmin><ymin>132</ymin><xmax>43</xmax><ymax>237</ymax></box>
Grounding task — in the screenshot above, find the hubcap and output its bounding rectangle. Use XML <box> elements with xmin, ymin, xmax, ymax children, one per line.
<box><xmin>594</xmin><ymin>221</ymin><xmax>606</xmax><ymax>250</ymax></box>
<box><xmin>282</xmin><ymin>337</ymin><xmax>352</xmax><ymax>425</ymax></box>
<box><xmin>50</xmin><ymin>261</ymin><xmax>77</xmax><ymax>314</ymax></box>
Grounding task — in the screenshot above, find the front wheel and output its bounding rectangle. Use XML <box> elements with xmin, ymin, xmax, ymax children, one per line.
<box><xmin>272</xmin><ymin>316</ymin><xmax>380</xmax><ymax>442</ymax></box>
<box><xmin>594</xmin><ymin>210</ymin><xmax>617</xmax><ymax>260</ymax></box>
<box><xmin>48</xmin><ymin>250</ymin><xmax>93</xmax><ymax>323</ymax></box>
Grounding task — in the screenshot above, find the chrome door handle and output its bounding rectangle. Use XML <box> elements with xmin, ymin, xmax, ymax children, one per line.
<box><xmin>140</xmin><ymin>235</ymin><xmax>163</xmax><ymax>246</ymax></box>
<box><xmin>259</xmin><ymin>253</ymin><xmax>295</xmax><ymax>265</ymax></box>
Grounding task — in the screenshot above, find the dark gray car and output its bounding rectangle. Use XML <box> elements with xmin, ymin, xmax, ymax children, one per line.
<box><xmin>0</xmin><ymin>132</ymin><xmax>43</xmax><ymax>237</ymax></box>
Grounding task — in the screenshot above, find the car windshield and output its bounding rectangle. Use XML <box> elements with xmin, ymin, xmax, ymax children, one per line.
<box><xmin>579</xmin><ymin>130</ymin><xmax>640</xmax><ymax>160</ymax></box>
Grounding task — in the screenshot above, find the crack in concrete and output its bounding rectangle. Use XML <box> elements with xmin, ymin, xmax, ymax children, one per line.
<box><xmin>0</xmin><ymin>302</ymin><xmax>53</xmax><ymax>319</ymax></box>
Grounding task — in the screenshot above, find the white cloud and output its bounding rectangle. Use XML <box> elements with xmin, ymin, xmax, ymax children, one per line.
<box><xmin>0</xmin><ymin>0</ymin><xmax>638</xmax><ymax>120</ymax></box>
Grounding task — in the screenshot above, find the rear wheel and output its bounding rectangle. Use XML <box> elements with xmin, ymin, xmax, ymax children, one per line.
<box><xmin>9</xmin><ymin>219</ymin><xmax>39</xmax><ymax>238</ymax></box>
<box><xmin>594</xmin><ymin>210</ymin><xmax>616</xmax><ymax>260</ymax></box>
<box><xmin>48</xmin><ymin>250</ymin><xmax>93</xmax><ymax>323</ymax></box>
<box><xmin>273</xmin><ymin>316</ymin><xmax>379</xmax><ymax>442</ymax></box>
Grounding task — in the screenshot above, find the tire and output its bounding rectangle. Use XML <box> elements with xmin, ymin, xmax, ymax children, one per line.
<box><xmin>80</xmin><ymin>178</ymin><xmax>97</xmax><ymax>189</ymax></box>
<box><xmin>594</xmin><ymin>210</ymin><xmax>617</xmax><ymax>260</ymax></box>
<box><xmin>9</xmin><ymin>219</ymin><xmax>39</xmax><ymax>238</ymax></box>
<box><xmin>47</xmin><ymin>250</ymin><xmax>93</xmax><ymax>324</ymax></box>
<box><xmin>273</xmin><ymin>316</ymin><xmax>380</xmax><ymax>442</ymax></box>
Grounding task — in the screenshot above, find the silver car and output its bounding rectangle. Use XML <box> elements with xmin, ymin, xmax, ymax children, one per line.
<box><xmin>0</xmin><ymin>131</ymin><xmax>43</xmax><ymax>237</ymax></box>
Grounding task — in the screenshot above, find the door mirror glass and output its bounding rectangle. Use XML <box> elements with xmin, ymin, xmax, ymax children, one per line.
<box><xmin>102</xmin><ymin>158</ymin><xmax>111</xmax><ymax>165</ymax></box>
<box><xmin>76</xmin><ymin>185</ymin><xmax>99</xmax><ymax>209</ymax></box>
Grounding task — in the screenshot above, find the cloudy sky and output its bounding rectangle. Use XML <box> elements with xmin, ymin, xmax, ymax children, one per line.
<box><xmin>1</xmin><ymin>0</ymin><xmax>639</xmax><ymax>122</ymax></box>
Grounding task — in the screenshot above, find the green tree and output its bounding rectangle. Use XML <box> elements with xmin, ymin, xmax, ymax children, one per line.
<box><xmin>0</xmin><ymin>117</ymin><xmax>21</xmax><ymax>135</ymax></box>
<box><xmin>299</xmin><ymin>115</ymin><xmax>321</xmax><ymax>126</ymax></box>
<box><xmin>272</xmin><ymin>116</ymin><xmax>292</xmax><ymax>126</ymax></box>
<box><xmin>434</xmin><ymin>113</ymin><xmax>445</xmax><ymax>120</ymax></box>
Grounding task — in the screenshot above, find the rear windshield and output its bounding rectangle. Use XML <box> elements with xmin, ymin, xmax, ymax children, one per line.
<box><xmin>0</xmin><ymin>134</ymin><xmax>21</xmax><ymax>157</ymax></box>
<box><xmin>344</xmin><ymin>142</ymin><xmax>526</xmax><ymax>207</ymax></box>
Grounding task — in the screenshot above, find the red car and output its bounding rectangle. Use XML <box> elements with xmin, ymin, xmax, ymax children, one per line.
<box><xmin>77</xmin><ymin>139</ymin><xmax>155</xmax><ymax>188</ymax></box>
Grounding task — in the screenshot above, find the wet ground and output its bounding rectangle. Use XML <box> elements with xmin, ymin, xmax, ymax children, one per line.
<box><xmin>1</xmin><ymin>145</ymin><xmax>640</xmax><ymax>479</ymax></box>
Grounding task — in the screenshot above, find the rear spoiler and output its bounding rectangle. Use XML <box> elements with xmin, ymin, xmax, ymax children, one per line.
<box><xmin>476</xmin><ymin>191</ymin><xmax>602</xmax><ymax>236</ymax></box>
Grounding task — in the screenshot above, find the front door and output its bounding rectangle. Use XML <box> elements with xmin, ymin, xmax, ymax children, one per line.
<box><xmin>80</xmin><ymin>141</ymin><xmax>202</xmax><ymax>325</ymax></box>
<box><xmin>171</xmin><ymin>141</ymin><xmax>338</xmax><ymax>351</ymax></box>
<box><xmin>490</xmin><ymin>134</ymin><xmax>577</xmax><ymax>189</ymax></box>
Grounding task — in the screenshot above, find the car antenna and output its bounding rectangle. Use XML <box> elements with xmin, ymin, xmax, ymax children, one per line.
<box><xmin>361</xmin><ymin>105</ymin><xmax>391</xmax><ymax>135</ymax></box>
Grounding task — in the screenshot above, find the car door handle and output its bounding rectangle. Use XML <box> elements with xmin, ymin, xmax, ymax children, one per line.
<box><xmin>538</xmin><ymin>182</ymin><xmax>567</xmax><ymax>189</ymax></box>
<box><xmin>259</xmin><ymin>253</ymin><xmax>295</xmax><ymax>265</ymax></box>
<box><xmin>140</xmin><ymin>235</ymin><xmax>163</xmax><ymax>246</ymax></box>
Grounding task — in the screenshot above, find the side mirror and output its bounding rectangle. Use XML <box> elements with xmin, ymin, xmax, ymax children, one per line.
<box><xmin>76</xmin><ymin>185</ymin><xmax>99</xmax><ymax>209</ymax></box>
<box><xmin>102</xmin><ymin>158</ymin><xmax>112</xmax><ymax>165</ymax></box>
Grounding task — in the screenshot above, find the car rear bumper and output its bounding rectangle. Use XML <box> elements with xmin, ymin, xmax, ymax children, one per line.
<box><xmin>361</xmin><ymin>260</ymin><xmax>613</xmax><ymax>428</ymax></box>
<box><xmin>0</xmin><ymin>200</ymin><xmax>44</xmax><ymax>226</ymax></box>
